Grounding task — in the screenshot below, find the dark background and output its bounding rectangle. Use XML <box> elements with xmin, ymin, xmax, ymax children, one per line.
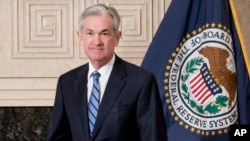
<box><xmin>0</xmin><ymin>108</ymin><xmax>52</xmax><ymax>141</ymax></box>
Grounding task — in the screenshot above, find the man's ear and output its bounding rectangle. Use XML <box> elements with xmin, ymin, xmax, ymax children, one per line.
<box><xmin>77</xmin><ymin>30</ymin><xmax>82</xmax><ymax>39</ymax></box>
<box><xmin>115</xmin><ymin>31</ymin><xmax>122</xmax><ymax>41</ymax></box>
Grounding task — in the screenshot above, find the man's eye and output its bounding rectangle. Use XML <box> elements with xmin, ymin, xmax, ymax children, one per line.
<box><xmin>102</xmin><ymin>32</ymin><xmax>109</xmax><ymax>36</ymax></box>
<box><xmin>87</xmin><ymin>32</ymin><xmax>93</xmax><ymax>35</ymax></box>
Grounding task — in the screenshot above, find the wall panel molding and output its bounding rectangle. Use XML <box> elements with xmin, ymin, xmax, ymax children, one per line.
<box><xmin>0</xmin><ymin>0</ymin><xmax>171</xmax><ymax>106</ymax></box>
<box><xmin>12</xmin><ymin>0</ymin><xmax>74</xmax><ymax>59</ymax></box>
<box><xmin>0</xmin><ymin>78</ymin><xmax>56</xmax><ymax>106</ymax></box>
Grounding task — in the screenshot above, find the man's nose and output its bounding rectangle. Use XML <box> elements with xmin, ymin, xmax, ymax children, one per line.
<box><xmin>93</xmin><ymin>34</ymin><xmax>102</xmax><ymax>45</ymax></box>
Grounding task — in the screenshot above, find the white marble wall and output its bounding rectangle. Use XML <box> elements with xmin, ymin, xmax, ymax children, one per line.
<box><xmin>0</xmin><ymin>0</ymin><xmax>170</xmax><ymax>106</ymax></box>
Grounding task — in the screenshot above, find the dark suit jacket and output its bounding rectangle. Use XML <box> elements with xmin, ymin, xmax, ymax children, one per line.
<box><xmin>46</xmin><ymin>55</ymin><xmax>167</xmax><ymax>141</ymax></box>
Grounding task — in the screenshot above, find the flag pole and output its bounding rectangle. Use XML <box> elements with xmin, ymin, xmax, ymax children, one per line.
<box><xmin>229</xmin><ymin>0</ymin><xmax>250</xmax><ymax>76</ymax></box>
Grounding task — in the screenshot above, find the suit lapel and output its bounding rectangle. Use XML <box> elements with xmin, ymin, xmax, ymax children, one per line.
<box><xmin>91</xmin><ymin>56</ymin><xmax>127</xmax><ymax>138</ymax></box>
<box><xmin>74</xmin><ymin>64</ymin><xmax>91</xmax><ymax>139</ymax></box>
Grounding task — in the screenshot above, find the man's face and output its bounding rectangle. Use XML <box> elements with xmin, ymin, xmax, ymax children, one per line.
<box><xmin>78</xmin><ymin>15</ymin><xmax>121</xmax><ymax>68</ymax></box>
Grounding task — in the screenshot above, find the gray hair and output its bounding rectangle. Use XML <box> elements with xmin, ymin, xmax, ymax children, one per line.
<box><xmin>78</xmin><ymin>3</ymin><xmax>120</xmax><ymax>33</ymax></box>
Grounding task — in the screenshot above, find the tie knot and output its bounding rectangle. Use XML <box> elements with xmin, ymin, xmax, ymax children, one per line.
<box><xmin>92</xmin><ymin>71</ymin><xmax>100</xmax><ymax>80</ymax></box>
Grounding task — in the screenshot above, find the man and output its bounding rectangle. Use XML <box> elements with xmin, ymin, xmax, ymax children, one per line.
<box><xmin>46</xmin><ymin>3</ymin><xmax>167</xmax><ymax>141</ymax></box>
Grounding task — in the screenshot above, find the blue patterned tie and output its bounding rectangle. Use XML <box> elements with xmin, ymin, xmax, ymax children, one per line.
<box><xmin>88</xmin><ymin>71</ymin><xmax>100</xmax><ymax>136</ymax></box>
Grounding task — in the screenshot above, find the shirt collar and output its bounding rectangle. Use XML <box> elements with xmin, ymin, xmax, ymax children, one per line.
<box><xmin>88</xmin><ymin>54</ymin><xmax>115</xmax><ymax>79</ymax></box>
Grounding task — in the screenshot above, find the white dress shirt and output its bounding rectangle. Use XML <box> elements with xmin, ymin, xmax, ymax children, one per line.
<box><xmin>87</xmin><ymin>54</ymin><xmax>115</xmax><ymax>103</ymax></box>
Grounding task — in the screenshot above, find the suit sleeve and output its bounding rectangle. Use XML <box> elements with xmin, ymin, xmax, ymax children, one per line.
<box><xmin>137</xmin><ymin>73</ymin><xmax>168</xmax><ymax>141</ymax></box>
<box><xmin>46</xmin><ymin>77</ymin><xmax>72</xmax><ymax>141</ymax></box>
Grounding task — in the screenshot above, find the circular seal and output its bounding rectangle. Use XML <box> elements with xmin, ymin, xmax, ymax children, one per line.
<box><xmin>165</xmin><ymin>24</ymin><xmax>238</xmax><ymax>135</ymax></box>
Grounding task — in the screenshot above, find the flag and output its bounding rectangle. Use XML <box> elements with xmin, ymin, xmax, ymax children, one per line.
<box><xmin>189</xmin><ymin>64</ymin><xmax>223</xmax><ymax>105</ymax></box>
<box><xmin>141</xmin><ymin>0</ymin><xmax>250</xmax><ymax>140</ymax></box>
